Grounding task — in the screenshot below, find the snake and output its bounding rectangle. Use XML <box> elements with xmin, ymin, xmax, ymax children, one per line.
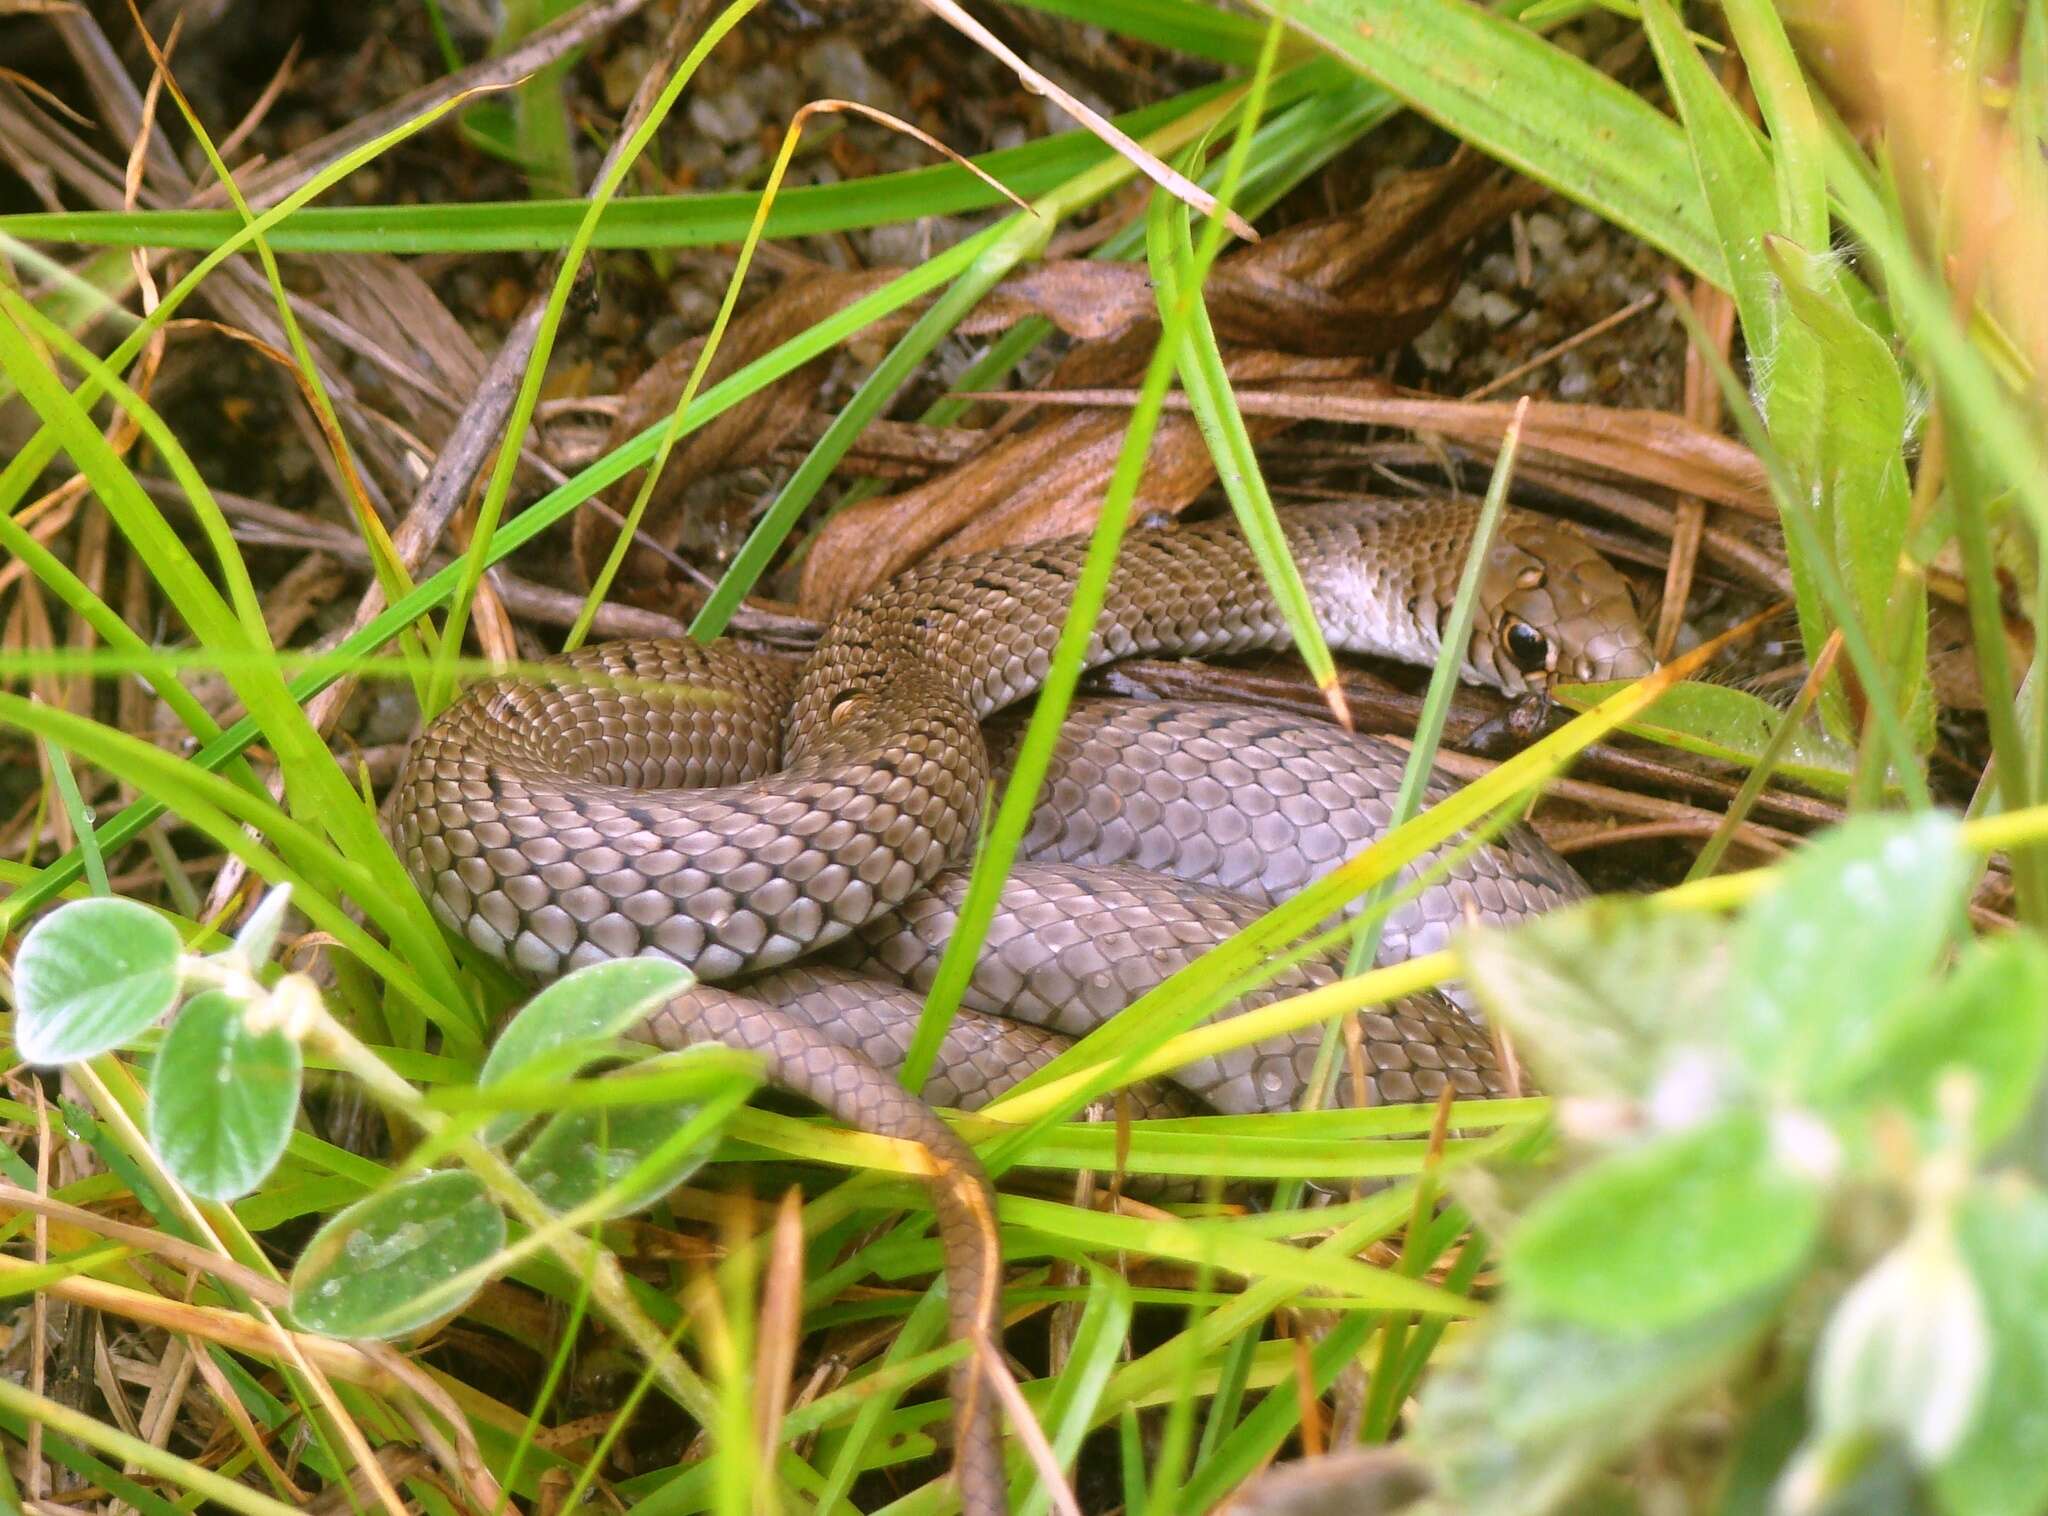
<box><xmin>393</xmin><ymin>496</ymin><xmax>1653</xmax><ymax>1514</ymax></box>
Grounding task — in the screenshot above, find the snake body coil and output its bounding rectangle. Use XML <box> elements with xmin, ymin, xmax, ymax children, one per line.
<box><xmin>395</xmin><ymin>497</ymin><xmax>1653</xmax><ymax>1514</ymax></box>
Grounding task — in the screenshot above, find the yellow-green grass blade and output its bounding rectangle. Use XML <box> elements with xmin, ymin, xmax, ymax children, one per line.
<box><xmin>979</xmin><ymin>624</ymin><xmax>1750</xmax><ymax>1153</ymax></box>
<box><xmin>0</xmin><ymin>83</ymin><xmax>491</xmax><ymax>528</ymax></box>
<box><xmin>129</xmin><ymin>18</ymin><xmax>425</xmax><ymax>660</ymax></box>
<box><xmin>0</xmin><ymin>694</ymin><xmax>466</xmax><ymax>1048</ymax></box>
<box><xmin>688</xmin><ymin>57</ymin><xmax>1345</xmax><ymax>640</ymax></box>
<box><xmin>1147</xmin><ymin>37</ymin><xmax>1349</xmax><ymax>722</ymax></box>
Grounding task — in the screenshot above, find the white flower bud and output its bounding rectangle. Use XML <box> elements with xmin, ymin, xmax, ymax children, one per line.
<box><xmin>1811</xmin><ymin>1215</ymin><xmax>1989</xmax><ymax>1465</ymax></box>
<box><xmin>234</xmin><ymin>884</ymin><xmax>294</xmax><ymax>966</ymax></box>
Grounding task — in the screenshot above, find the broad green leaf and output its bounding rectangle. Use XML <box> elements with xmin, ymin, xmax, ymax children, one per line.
<box><xmin>514</xmin><ymin>1101</ymin><xmax>702</xmax><ymax>1218</ymax></box>
<box><xmin>1410</xmin><ymin>1291</ymin><xmax>1779</xmax><ymax>1516</ymax></box>
<box><xmin>13</xmin><ymin>898</ymin><xmax>183</xmax><ymax>1066</ymax></box>
<box><xmin>1820</xmin><ymin>935</ymin><xmax>2048</xmax><ymax>1154</ymax></box>
<box><xmin>477</xmin><ymin>958</ymin><xmax>692</xmax><ymax>1142</ymax></box>
<box><xmin>290</xmin><ymin>1171</ymin><xmax>505</xmax><ymax>1340</ymax></box>
<box><xmin>1638</xmin><ymin>0</ymin><xmax>1853</xmax><ymax>731</ymax></box>
<box><xmin>146</xmin><ymin>991</ymin><xmax>303</xmax><ymax>1202</ymax></box>
<box><xmin>1555</xmin><ymin>679</ymin><xmax>1854</xmax><ymax>794</ymax></box>
<box><xmin>1766</xmin><ymin>237</ymin><xmax>1929</xmax><ymax>740</ymax></box>
<box><xmin>1725</xmin><ymin>812</ymin><xmax>1967</xmax><ymax>1098</ymax></box>
<box><xmin>1461</xmin><ymin>898</ymin><xmax>1731</xmax><ymax>1100</ymax></box>
<box><xmin>512</xmin><ymin>1052</ymin><xmax>756</xmax><ymax>1219</ymax></box>
<box><xmin>1244</xmin><ymin>0</ymin><xmax>1727</xmax><ymax>284</ymax></box>
<box><xmin>1507</xmin><ymin>1114</ymin><xmax>1821</xmax><ymax>1331</ymax></box>
<box><xmin>1941</xmin><ymin>1185</ymin><xmax>2048</xmax><ymax>1516</ymax></box>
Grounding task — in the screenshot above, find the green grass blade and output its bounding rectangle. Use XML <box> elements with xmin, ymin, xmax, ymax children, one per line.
<box><xmin>0</xmin><ymin>83</ymin><xmax>488</xmax><ymax>530</ymax></box>
<box><xmin>0</xmin><ymin>90</ymin><xmax>1229</xmax><ymax>254</ymax></box>
<box><xmin>1664</xmin><ymin>295</ymin><xmax>1930</xmax><ymax>805</ymax></box>
<box><xmin>1246</xmin><ymin>0</ymin><xmax>1727</xmax><ymax>284</ymax></box>
<box><xmin>1147</xmin><ymin>30</ymin><xmax>1349</xmax><ymax>720</ymax></box>
<box><xmin>429</xmin><ymin>0</ymin><xmax>761</xmax><ymax>714</ymax></box>
<box><xmin>40</xmin><ymin>739</ymin><xmax>108</xmax><ymax>897</ymax></box>
<box><xmin>0</xmin><ymin>290</ymin><xmax>466</xmax><ymax>1010</ymax></box>
<box><xmin>0</xmin><ymin>694</ymin><xmax>466</xmax><ymax>1046</ymax></box>
<box><xmin>1009</xmin><ymin>0</ymin><xmax>1270</xmax><ymax>62</ymax></box>
<box><xmin>900</xmin><ymin>20</ymin><xmax>1285</xmax><ymax>1094</ymax></box>
<box><xmin>130</xmin><ymin>17</ymin><xmax>424</xmax><ymax>656</ymax></box>
<box><xmin>1016</xmin><ymin>1267</ymin><xmax>1134</xmax><ymax>1516</ymax></box>
<box><xmin>1344</xmin><ymin>400</ymin><xmax>1529</xmax><ymax>988</ymax></box>
<box><xmin>689</xmin><ymin>62</ymin><xmax>1329</xmax><ymax>640</ymax></box>
<box><xmin>1637</xmin><ymin>0</ymin><xmax>1779</xmax><ymax>374</ymax></box>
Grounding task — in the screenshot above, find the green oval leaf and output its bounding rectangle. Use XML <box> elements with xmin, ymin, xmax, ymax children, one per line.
<box><xmin>1413</xmin><ymin>1292</ymin><xmax>1779</xmax><ymax>1508</ymax></box>
<box><xmin>513</xmin><ymin>1049</ymin><xmax>760</xmax><ymax>1219</ymax></box>
<box><xmin>1821</xmin><ymin>935</ymin><xmax>2048</xmax><ymax>1154</ymax></box>
<box><xmin>1506</xmin><ymin>1113</ymin><xmax>1821</xmax><ymax>1332</ymax></box>
<box><xmin>147</xmin><ymin>990</ymin><xmax>302</xmax><ymax>1202</ymax></box>
<box><xmin>290</xmin><ymin>1171</ymin><xmax>505</xmax><ymax>1340</ymax></box>
<box><xmin>1460</xmin><ymin>898</ymin><xmax>1731</xmax><ymax>1101</ymax></box>
<box><xmin>478</xmin><ymin>958</ymin><xmax>693</xmax><ymax>1144</ymax></box>
<box><xmin>516</xmin><ymin>1095</ymin><xmax>717</xmax><ymax>1220</ymax></box>
<box><xmin>1727</xmin><ymin>812</ymin><xmax>1968</xmax><ymax>1099</ymax></box>
<box><xmin>14</xmin><ymin>897</ymin><xmax>183</xmax><ymax>1066</ymax></box>
<box><xmin>1556</xmin><ymin>679</ymin><xmax>1854</xmax><ymax>794</ymax></box>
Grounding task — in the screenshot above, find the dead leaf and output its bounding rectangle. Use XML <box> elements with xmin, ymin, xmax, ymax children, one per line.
<box><xmin>977</xmin><ymin>387</ymin><xmax>1775</xmax><ymax>519</ymax></box>
<box><xmin>799</xmin><ymin>362</ymin><xmax>1387</xmax><ymax>617</ymax></box>
<box><xmin>318</xmin><ymin>254</ymin><xmax>490</xmax><ymax>433</ymax></box>
<box><xmin>577</xmin><ymin>267</ymin><xmax>900</xmax><ymax>594</ymax></box>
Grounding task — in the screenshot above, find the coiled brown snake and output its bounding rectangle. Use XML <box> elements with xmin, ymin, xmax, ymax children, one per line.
<box><xmin>394</xmin><ymin>497</ymin><xmax>1654</xmax><ymax>1514</ymax></box>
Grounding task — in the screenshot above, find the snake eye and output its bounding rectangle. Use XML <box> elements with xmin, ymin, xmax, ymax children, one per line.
<box><xmin>1503</xmin><ymin>618</ymin><xmax>1550</xmax><ymax>675</ymax></box>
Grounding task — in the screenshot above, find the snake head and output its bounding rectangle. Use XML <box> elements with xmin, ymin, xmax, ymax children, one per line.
<box><xmin>1470</xmin><ymin>516</ymin><xmax>1656</xmax><ymax>696</ymax></box>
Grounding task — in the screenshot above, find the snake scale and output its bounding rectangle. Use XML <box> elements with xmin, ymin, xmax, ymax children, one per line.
<box><xmin>394</xmin><ymin>497</ymin><xmax>1654</xmax><ymax>1514</ymax></box>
